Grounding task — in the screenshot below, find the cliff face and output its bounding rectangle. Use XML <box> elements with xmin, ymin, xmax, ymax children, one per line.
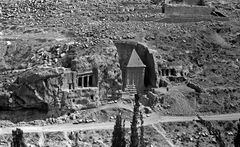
<box><xmin>0</xmin><ymin>67</ymin><xmax>65</xmax><ymax>122</ymax></box>
<box><xmin>15</xmin><ymin>68</ymin><xmax>62</xmax><ymax>107</ymax></box>
<box><xmin>0</xmin><ymin>42</ymin><xmax>123</xmax><ymax>122</ymax></box>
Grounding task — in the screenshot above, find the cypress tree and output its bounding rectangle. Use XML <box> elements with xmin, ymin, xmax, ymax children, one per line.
<box><xmin>111</xmin><ymin>113</ymin><xmax>126</xmax><ymax>147</ymax></box>
<box><xmin>74</xmin><ymin>132</ymin><xmax>80</xmax><ymax>147</ymax></box>
<box><xmin>139</xmin><ymin>111</ymin><xmax>145</xmax><ymax>147</ymax></box>
<box><xmin>122</xmin><ymin>119</ymin><xmax>126</xmax><ymax>147</ymax></box>
<box><xmin>11</xmin><ymin>128</ymin><xmax>26</xmax><ymax>147</ymax></box>
<box><xmin>130</xmin><ymin>94</ymin><xmax>140</xmax><ymax>147</ymax></box>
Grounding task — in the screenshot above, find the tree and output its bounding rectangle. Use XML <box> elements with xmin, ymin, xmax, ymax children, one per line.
<box><xmin>198</xmin><ymin>0</ymin><xmax>205</xmax><ymax>6</ymax></box>
<box><xmin>74</xmin><ymin>132</ymin><xmax>80</xmax><ymax>147</ymax></box>
<box><xmin>11</xmin><ymin>128</ymin><xmax>26</xmax><ymax>147</ymax></box>
<box><xmin>234</xmin><ymin>119</ymin><xmax>240</xmax><ymax>147</ymax></box>
<box><xmin>130</xmin><ymin>94</ymin><xmax>140</xmax><ymax>147</ymax></box>
<box><xmin>139</xmin><ymin>111</ymin><xmax>145</xmax><ymax>147</ymax></box>
<box><xmin>111</xmin><ymin>113</ymin><xmax>126</xmax><ymax>147</ymax></box>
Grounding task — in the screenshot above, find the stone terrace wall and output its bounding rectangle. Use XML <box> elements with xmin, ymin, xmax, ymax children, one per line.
<box><xmin>164</xmin><ymin>4</ymin><xmax>213</xmax><ymax>16</ymax></box>
<box><xmin>165</xmin><ymin>0</ymin><xmax>201</xmax><ymax>5</ymax></box>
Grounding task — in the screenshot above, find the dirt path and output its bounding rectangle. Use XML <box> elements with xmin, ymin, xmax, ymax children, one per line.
<box><xmin>1</xmin><ymin>113</ymin><xmax>240</xmax><ymax>135</ymax></box>
<box><xmin>0</xmin><ymin>31</ymin><xmax>68</xmax><ymax>41</ymax></box>
<box><xmin>94</xmin><ymin>102</ymin><xmax>133</xmax><ymax>112</ymax></box>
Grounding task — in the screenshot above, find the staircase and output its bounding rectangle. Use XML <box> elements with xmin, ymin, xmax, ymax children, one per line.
<box><xmin>125</xmin><ymin>84</ymin><xmax>137</xmax><ymax>95</ymax></box>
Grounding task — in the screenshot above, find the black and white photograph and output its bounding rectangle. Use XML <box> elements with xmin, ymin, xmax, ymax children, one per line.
<box><xmin>0</xmin><ymin>0</ymin><xmax>240</xmax><ymax>146</ymax></box>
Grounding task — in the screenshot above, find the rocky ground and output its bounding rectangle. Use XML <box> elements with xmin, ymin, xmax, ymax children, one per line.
<box><xmin>162</xmin><ymin>120</ymin><xmax>237</xmax><ymax>147</ymax></box>
<box><xmin>1</xmin><ymin>0</ymin><xmax>240</xmax><ymax>146</ymax></box>
<box><xmin>0</xmin><ymin>125</ymin><xmax>173</xmax><ymax>147</ymax></box>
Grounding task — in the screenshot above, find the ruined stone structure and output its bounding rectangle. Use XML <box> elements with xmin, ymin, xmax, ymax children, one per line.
<box><xmin>161</xmin><ymin>68</ymin><xmax>177</xmax><ymax>77</ymax></box>
<box><xmin>61</xmin><ymin>68</ymin><xmax>99</xmax><ymax>107</ymax></box>
<box><xmin>158</xmin><ymin>62</ymin><xmax>187</xmax><ymax>87</ymax></box>
<box><xmin>125</xmin><ymin>49</ymin><xmax>146</xmax><ymax>94</ymax></box>
<box><xmin>162</xmin><ymin>0</ymin><xmax>215</xmax><ymax>17</ymax></box>
<box><xmin>62</xmin><ymin>69</ymin><xmax>98</xmax><ymax>91</ymax></box>
<box><xmin>77</xmin><ymin>71</ymin><xmax>97</xmax><ymax>88</ymax></box>
<box><xmin>163</xmin><ymin>4</ymin><xmax>213</xmax><ymax>16</ymax></box>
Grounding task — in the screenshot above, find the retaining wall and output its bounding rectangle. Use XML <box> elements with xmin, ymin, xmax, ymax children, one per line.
<box><xmin>165</xmin><ymin>0</ymin><xmax>202</xmax><ymax>5</ymax></box>
<box><xmin>164</xmin><ymin>4</ymin><xmax>213</xmax><ymax>16</ymax></box>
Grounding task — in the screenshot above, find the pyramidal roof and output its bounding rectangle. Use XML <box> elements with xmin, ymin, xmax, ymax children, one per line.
<box><xmin>127</xmin><ymin>49</ymin><xmax>146</xmax><ymax>68</ymax></box>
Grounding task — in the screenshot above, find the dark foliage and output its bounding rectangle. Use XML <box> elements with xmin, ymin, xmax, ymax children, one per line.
<box><xmin>197</xmin><ymin>0</ymin><xmax>205</xmax><ymax>6</ymax></box>
<box><xmin>111</xmin><ymin>113</ymin><xmax>126</xmax><ymax>147</ymax></box>
<box><xmin>130</xmin><ymin>94</ymin><xmax>140</xmax><ymax>147</ymax></box>
<box><xmin>11</xmin><ymin>128</ymin><xmax>26</xmax><ymax>147</ymax></box>
<box><xmin>74</xmin><ymin>132</ymin><xmax>80</xmax><ymax>147</ymax></box>
<box><xmin>139</xmin><ymin>111</ymin><xmax>145</xmax><ymax>147</ymax></box>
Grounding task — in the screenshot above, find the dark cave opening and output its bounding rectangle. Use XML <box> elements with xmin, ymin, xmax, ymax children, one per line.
<box><xmin>78</xmin><ymin>77</ymin><xmax>82</xmax><ymax>87</ymax></box>
<box><xmin>84</xmin><ymin>76</ymin><xmax>88</xmax><ymax>87</ymax></box>
<box><xmin>89</xmin><ymin>75</ymin><xmax>93</xmax><ymax>87</ymax></box>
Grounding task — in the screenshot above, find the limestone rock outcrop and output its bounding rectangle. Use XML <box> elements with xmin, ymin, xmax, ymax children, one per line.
<box><xmin>0</xmin><ymin>67</ymin><xmax>65</xmax><ymax>122</ymax></box>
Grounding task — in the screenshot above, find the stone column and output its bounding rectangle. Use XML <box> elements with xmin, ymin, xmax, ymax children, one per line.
<box><xmin>131</xmin><ymin>71</ymin><xmax>133</xmax><ymax>85</ymax></box>
<box><xmin>140</xmin><ymin>68</ymin><xmax>145</xmax><ymax>93</ymax></box>
<box><xmin>127</xmin><ymin>70</ymin><xmax>130</xmax><ymax>85</ymax></box>
<box><xmin>82</xmin><ymin>76</ymin><xmax>84</xmax><ymax>87</ymax></box>
<box><xmin>127</xmin><ymin>76</ymin><xmax>130</xmax><ymax>85</ymax></box>
<box><xmin>87</xmin><ymin>75</ymin><xmax>89</xmax><ymax>87</ymax></box>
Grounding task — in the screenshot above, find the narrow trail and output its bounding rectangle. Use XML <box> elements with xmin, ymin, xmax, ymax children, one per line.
<box><xmin>93</xmin><ymin>102</ymin><xmax>133</xmax><ymax>112</ymax></box>
<box><xmin>1</xmin><ymin>113</ymin><xmax>240</xmax><ymax>135</ymax></box>
<box><xmin>1</xmin><ymin>112</ymin><xmax>240</xmax><ymax>147</ymax></box>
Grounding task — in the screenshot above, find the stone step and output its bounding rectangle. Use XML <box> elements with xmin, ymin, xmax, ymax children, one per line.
<box><xmin>126</xmin><ymin>87</ymin><xmax>136</xmax><ymax>89</ymax></box>
<box><xmin>126</xmin><ymin>89</ymin><xmax>136</xmax><ymax>91</ymax></box>
<box><xmin>125</xmin><ymin>86</ymin><xmax>136</xmax><ymax>89</ymax></box>
<box><xmin>125</xmin><ymin>84</ymin><xmax>137</xmax><ymax>94</ymax></box>
<box><xmin>125</xmin><ymin>89</ymin><xmax>137</xmax><ymax>93</ymax></box>
<box><xmin>127</xmin><ymin>84</ymin><xmax>136</xmax><ymax>86</ymax></box>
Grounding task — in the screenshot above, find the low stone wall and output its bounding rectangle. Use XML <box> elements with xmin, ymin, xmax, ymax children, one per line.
<box><xmin>164</xmin><ymin>4</ymin><xmax>213</xmax><ymax>16</ymax></box>
<box><xmin>159</xmin><ymin>15</ymin><xmax>229</xmax><ymax>23</ymax></box>
<box><xmin>165</xmin><ymin>0</ymin><xmax>202</xmax><ymax>5</ymax></box>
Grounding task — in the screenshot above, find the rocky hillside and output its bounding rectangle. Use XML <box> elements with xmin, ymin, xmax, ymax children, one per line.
<box><xmin>0</xmin><ymin>0</ymin><xmax>240</xmax><ymax>132</ymax></box>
